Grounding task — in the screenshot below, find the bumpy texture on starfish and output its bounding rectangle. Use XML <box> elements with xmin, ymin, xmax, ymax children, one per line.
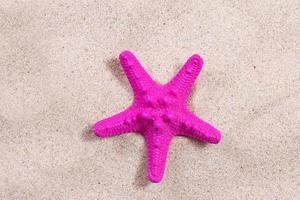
<box><xmin>93</xmin><ymin>50</ymin><xmax>221</xmax><ymax>183</ymax></box>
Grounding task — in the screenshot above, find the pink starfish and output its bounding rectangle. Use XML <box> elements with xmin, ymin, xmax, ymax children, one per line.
<box><xmin>93</xmin><ymin>50</ymin><xmax>221</xmax><ymax>183</ymax></box>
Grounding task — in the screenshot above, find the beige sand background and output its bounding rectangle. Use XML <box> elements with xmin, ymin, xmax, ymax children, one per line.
<box><xmin>0</xmin><ymin>0</ymin><xmax>299</xmax><ymax>199</ymax></box>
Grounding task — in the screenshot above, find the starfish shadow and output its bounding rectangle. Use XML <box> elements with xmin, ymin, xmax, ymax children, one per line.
<box><xmin>105</xmin><ymin>58</ymin><xmax>132</xmax><ymax>95</ymax></box>
<box><xmin>81</xmin><ymin>123</ymin><xmax>99</xmax><ymax>142</ymax></box>
<box><xmin>187</xmin><ymin>84</ymin><xmax>198</xmax><ymax>113</ymax></box>
<box><xmin>186</xmin><ymin>137</ymin><xmax>207</xmax><ymax>148</ymax></box>
<box><xmin>133</xmin><ymin>149</ymin><xmax>150</xmax><ymax>188</ymax></box>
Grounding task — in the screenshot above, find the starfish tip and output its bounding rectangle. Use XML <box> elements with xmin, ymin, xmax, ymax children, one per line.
<box><xmin>148</xmin><ymin>173</ymin><xmax>163</xmax><ymax>183</ymax></box>
<box><xmin>119</xmin><ymin>50</ymin><xmax>134</xmax><ymax>63</ymax></box>
<box><xmin>92</xmin><ymin>123</ymin><xmax>106</xmax><ymax>137</ymax></box>
<box><xmin>190</xmin><ymin>54</ymin><xmax>204</xmax><ymax>66</ymax></box>
<box><xmin>209</xmin><ymin>131</ymin><xmax>222</xmax><ymax>144</ymax></box>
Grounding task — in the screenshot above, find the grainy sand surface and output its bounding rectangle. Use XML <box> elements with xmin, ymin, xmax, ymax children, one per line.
<box><xmin>0</xmin><ymin>0</ymin><xmax>299</xmax><ymax>199</ymax></box>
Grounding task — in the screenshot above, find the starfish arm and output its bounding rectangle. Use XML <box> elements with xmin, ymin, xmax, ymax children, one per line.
<box><xmin>93</xmin><ymin>106</ymin><xmax>138</xmax><ymax>137</ymax></box>
<box><xmin>144</xmin><ymin>128</ymin><xmax>173</xmax><ymax>183</ymax></box>
<box><xmin>166</xmin><ymin>54</ymin><xmax>203</xmax><ymax>102</ymax></box>
<box><xmin>177</xmin><ymin>110</ymin><xmax>221</xmax><ymax>144</ymax></box>
<box><xmin>119</xmin><ymin>50</ymin><xmax>156</xmax><ymax>96</ymax></box>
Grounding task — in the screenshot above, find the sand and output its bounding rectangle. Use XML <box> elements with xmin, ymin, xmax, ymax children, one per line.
<box><xmin>0</xmin><ymin>0</ymin><xmax>299</xmax><ymax>199</ymax></box>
